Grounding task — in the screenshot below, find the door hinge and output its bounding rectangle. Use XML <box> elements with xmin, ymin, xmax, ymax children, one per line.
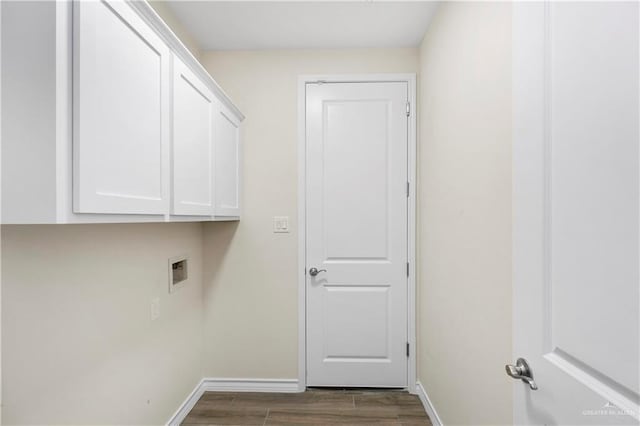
<box><xmin>406</xmin><ymin>182</ymin><xmax>410</xmax><ymax>197</ymax></box>
<box><xmin>406</xmin><ymin>101</ymin><xmax>411</xmax><ymax>117</ymax></box>
<box><xmin>406</xmin><ymin>342</ymin><xmax>410</xmax><ymax>357</ymax></box>
<box><xmin>407</xmin><ymin>262</ymin><xmax>410</xmax><ymax>277</ymax></box>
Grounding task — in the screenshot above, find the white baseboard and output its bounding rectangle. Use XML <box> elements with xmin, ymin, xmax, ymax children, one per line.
<box><xmin>166</xmin><ymin>378</ymin><xmax>206</xmax><ymax>426</ymax></box>
<box><xmin>416</xmin><ymin>381</ymin><xmax>444</xmax><ymax>426</ymax></box>
<box><xmin>166</xmin><ymin>378</ymin><xmax>300</xmax><ymax>426</ymax></box>
<box><xmin>201</xmin><ymin>378</ymin><xmax>300</xmax><ymax>393</ymax></box>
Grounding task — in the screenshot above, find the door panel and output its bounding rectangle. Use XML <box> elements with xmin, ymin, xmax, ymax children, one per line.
<box><xmin>323</xmin><ymin>286</ymin><xmax>391</xmax><ymax>360</ymax></box>
<box><xmin>513</xmin><ymin>2</ymin><xmax>639</xmax><ymax>424</ymax></box>
<box><xmin>306</xmin><ymin>82</ymin><xmax>408</xmax><ymax>387</ymax></box>
<box><xmin>73</xmin><ymin>0</ymin><xmax>170</xmax><ymax>214</ymax></box>
<box><xmin>172</xmin><ymin>56</ymin><xmax>214</xmax><ymax>216</ymax></box>
<box><xmin>324</xmin><ymin>100</ymin><xmax>390</xmax><ymax>261</ymax></box>
<box><xmin>549</xmin><ymin>2</ymin><xmax>638</xmax><ymax>393</ymax></box>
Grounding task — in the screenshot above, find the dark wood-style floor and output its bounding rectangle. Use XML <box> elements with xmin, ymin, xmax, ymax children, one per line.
<box><xmin>182</xmin><ymin>388</ymin><xmax>432</xmax><ymax>425</ymax></box>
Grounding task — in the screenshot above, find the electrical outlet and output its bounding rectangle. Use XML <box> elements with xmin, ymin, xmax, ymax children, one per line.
<box><xmin>273</xmin><ymin>216</ymin><xmax>289</xmax><ymax>233</ymax></box>
<box><xmin>150</xmin><ymin>297</ymin><xmax>160</xmax><ymax>321</ymax></box>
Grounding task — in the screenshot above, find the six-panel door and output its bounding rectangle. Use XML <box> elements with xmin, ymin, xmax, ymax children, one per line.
<box><xmin>73</xmin><ymin>0</ymin><xmax>170</xmax><ymax>214</ymax></box>
<box><xmin>172</xmin><ymin>56</ymin><xmax>215</xmax><ymax>216</ymax></box>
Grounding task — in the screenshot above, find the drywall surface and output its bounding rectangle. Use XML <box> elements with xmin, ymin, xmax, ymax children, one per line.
<box><xmin>417</xmin><ymin>3</ymin><xmax>513</xmax><ymax>425</ymax></box>
<box><xmin>200</xmin><ymin>48</ymin><xmax>419</xmax><ymax>378</ymax></box>
<box><xmin>1</xmin><ymin>223</ymin><xmax>204</xmax><ymax>425</ymax></box>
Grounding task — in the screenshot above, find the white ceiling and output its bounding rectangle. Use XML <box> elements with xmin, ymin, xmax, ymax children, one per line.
<box><xmin>165</xmin><ymin>1</ymin><xmax>440</xmax><ymax>50</ymax></box>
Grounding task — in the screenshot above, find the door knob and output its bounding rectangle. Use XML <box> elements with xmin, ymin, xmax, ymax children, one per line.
<box><xmin>308</xmin><ymin>267</ymin><xmax>327</xmax><ymax>277</ymax></box>
<box><xmin>505</xmin><ymin>358</ymin><xmax>538</xmax><ymax>390</ymax></box>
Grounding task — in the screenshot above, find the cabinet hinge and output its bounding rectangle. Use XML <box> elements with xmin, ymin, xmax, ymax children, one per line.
<box><xmin>406</xmin><ymin>101</ymin><xmax>411</xmax><ymax>117</ymax></box>
<box><xmin>406</xmin><ymin>342</ymin><xmax>410</xmax><ymax>357</ymax></box>
<box><xmin>407</xmin><ymin>262</ymin><xmax>410</xmax><ymax>277</ymax></box>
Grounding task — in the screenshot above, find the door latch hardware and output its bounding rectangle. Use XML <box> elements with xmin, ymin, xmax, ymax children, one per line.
<box><xmin>309</xmin><ymin>267</ymin><xmax>327</xmax><ymax>277</ymax></box>
<box><xmin>505</xmin><ymin>358</ymin><xmax>538</xmax><ymax>390</ymax></box>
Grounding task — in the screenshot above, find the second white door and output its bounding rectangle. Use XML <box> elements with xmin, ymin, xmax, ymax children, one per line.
<box><xmin>305</xmin><ymin>81</ymin><xmax>409</xmax><ymax>387</ymax></box>
<box><xmin>513</xmin><ymin>2</ymin><xmax>639</xmax><ymax>424</ymax></box>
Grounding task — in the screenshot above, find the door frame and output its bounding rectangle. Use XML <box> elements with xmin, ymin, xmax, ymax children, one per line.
<box><xmin>297</xmin><ymin>74</ymin><xmax>417</xmax><ymax>393</ymax></box>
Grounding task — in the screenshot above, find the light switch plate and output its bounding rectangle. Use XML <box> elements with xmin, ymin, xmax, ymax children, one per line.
<box><xmin>273</xmin><ymin>216</ymin><xmax>289</xmax><ymax>233</ymax></box>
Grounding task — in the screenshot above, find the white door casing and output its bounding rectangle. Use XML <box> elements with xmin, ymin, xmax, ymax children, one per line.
<box><xmin>172</xmin><ymin>55</ymin><xmax>215</xmax><ymax>216</ymax></box>
<box><xmin>73</xmin><ymin>0</ymin><xmax>170</xmax><ymax>214</ymax></box>
<box><xmin>305</xmin><ymin>81</ymin><xmax>409</xmax><ymax>387</ymax></box>
<box><xmin>513</xmin><ymin>2</ymin><xmax>639</xmax><ymax>424</ymax></box>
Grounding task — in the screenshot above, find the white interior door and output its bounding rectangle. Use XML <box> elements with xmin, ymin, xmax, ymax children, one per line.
<box><xmin>513</xmin><ymin>2</ymin><xmax>639</xmax><ymax>424</ymax></box>
<box><xmin>305</xmin><ymin>81</ymin><xmax>408</xmax><ymax>387</ymax></box>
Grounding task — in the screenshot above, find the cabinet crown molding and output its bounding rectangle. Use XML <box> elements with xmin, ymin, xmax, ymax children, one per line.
<box><xmin>128</xmin><ymin>0</ymin><xmax>245</xmax><ymax>122</ymax></box>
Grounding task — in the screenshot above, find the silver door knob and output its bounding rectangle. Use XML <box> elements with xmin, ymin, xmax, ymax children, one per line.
<box><xmin>308</xmin><ymin>267</ymin><xmax>327</xmax><ymax>277</ymax></box>
<box><xmin>505</xmin><ymin>358</ymin><xmax>538</xmax><ymax>390</ymax></box>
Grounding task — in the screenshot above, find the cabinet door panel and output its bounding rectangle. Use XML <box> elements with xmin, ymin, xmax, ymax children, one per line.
<box><xmin>172</xmin><ymin>57</ymin><xmax>214</xmax><ymax>216</ymax></box>
<box><xmin>215</xmin><ymin>106</ymin><xmax>241</xmax><ymax>216</ymax></box>
<box><xmin>73</xmin><ymin>0</ymin><xmax>170</xmax><ymax>214</ymax></box>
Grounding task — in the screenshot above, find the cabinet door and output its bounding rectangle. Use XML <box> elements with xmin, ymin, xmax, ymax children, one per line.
<box><xmin>172</xmin><ymin>57</ymin><xmax>215</xmax><ymax>216</ymax></box>
<box><xmin>214</xmin><ymin>104</ymin><xmax>242</xmax><ymax>217</ymax></box>
<box><xmin>73</xmin><ymin>0</ymin><xmax>170</xmax><ymax>214</ymax></box>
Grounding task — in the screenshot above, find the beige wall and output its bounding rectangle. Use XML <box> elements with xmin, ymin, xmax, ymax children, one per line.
<box><xmin>1</xmin><ymin>223</ymin><xmax>204</xmax><ymax>425</ymax></box>
<box><xmin>417</xmin><ymin>3</ymin><xmax>512</xmax><ymax>425</ymax></box>
<box><xmin>200</xmin><ymin>48</ymin><xmax>419</xmax><ymax>378</ymax></box>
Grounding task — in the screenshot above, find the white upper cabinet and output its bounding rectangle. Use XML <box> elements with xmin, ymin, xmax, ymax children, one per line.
<box><xmin>214</xmin><ymin>104</ymin><xmax>242</xmax><ymax>217</ymax></box>
<box><xmin>0</xmin><ymin>0</ymin><xmax>243</xmax><ymax>224</ymax></box>
<box><xmin>73</xmin><ymin>0</ymin><xmax>170</xmax><ymax>214</ymax></box>
<box><xmin>172</xmin><ymin>56</ymin><xmax>215</xmax><ymax>216</ymax></box>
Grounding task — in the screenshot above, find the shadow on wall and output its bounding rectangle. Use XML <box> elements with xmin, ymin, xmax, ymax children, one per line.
<box><xmin>202</xmin><ymin>221</ymin><xmax>239</xmax><ymax>298</ymax></box>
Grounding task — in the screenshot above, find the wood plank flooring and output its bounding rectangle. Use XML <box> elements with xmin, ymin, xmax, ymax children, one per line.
<box><xmin>182</xmin><ymin>388</ymin><xmax>432</xmax><ymax>425</ymax></box>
